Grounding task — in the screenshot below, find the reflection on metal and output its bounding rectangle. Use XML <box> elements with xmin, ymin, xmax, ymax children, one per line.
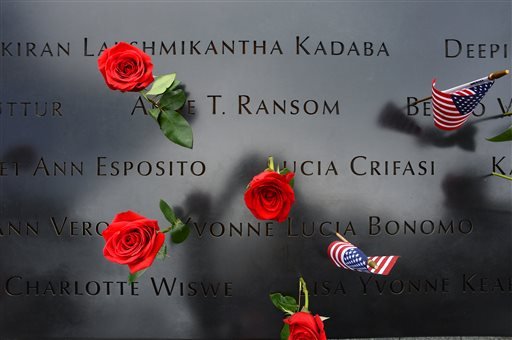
<box><xmin>0</xmin><ymin>1</ymin><xmax>511</xmax><ymax>339</ymax></box>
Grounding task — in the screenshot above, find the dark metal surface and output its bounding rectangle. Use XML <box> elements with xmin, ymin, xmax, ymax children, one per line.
<box><xmin>0</xmin><ymin>1</ymin><xmax>511</xmax><ymax>338</ymax></box>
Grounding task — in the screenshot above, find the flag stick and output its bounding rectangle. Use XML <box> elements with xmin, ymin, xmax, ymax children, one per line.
<box><xmin>406</xmin><ymin>69</ymin><xmax>510</xmax><ymax>108</ymax></box>
<box><xmin>335</xmin><ymin>232</ymin><xmax>378</xmax><ymax>269</ymax></box>
<box><xmin>335</xmin><ymin>232</ymin><xmax>349</xmax><ymax>242</ymax></box>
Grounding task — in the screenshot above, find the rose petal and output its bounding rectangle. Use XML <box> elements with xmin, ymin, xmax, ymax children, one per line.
<box><xmin>128</xmin><ymin>232</ymin><xmax>165</xmax><ymax>274</ymax></box>
<box><xmin>97</xmin><ymin>42</ymin><xmax>154</xmax><ymax>92</ymax></box>
<box><xmin>244</xmin><ymin>170</ymin><xmax>295</xmax><ymax>222</ymax></box>
<box><xmin>112</xmin><ymin>211</ymin><xmax>147</xmax><ymax>223</ymax></box>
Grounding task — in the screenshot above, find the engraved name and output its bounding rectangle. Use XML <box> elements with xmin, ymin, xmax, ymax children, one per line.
<box><xmin>2</xmin><ymin>276</ymin><xmax>234</xmax><ymax>297</ymax></box>
<box><xmin>406</xmin><ymin>97</ymin><xmax>511</xmax><ymax>117</ymax></box>
<box><xmin>492</xmin><ymin>156</ymin><xmax>512</xmax><ymax>176</ymax></box>
<box><xmin>0</xmin><ymin>101</ymin><xmax>62</xmax><ymax>117</ymax></box>
<box><xmin>191</xmin><ymin>217</ymin><xmax>471</xmax><ymax>238</ymax></box>
<box><xmin>1</xmin><ymin>37</ymin><xmax>390</xmax><ymax>57</ymax></box>
<box><xmin>350</xmin><ymin>156</ymin><xmax>435</xmax><ymax>176</ymax></box>
<box><xmin>0</xmin><ymin>216</ymin><xmax>473</xmax><ymax>237</ymax></box>
<box><xmin>310</xmin><ymin>274</ymin><xmax>511</xmax><ymax>296</ymax></box>
<box><xmin>0</xmin><ymin>157</ymin><xmax>207</xmax><ymax>177</ymax></box>
<box><xmin>151</xmin><ymin>277</ymin><xmax>233</xmax><ymax>297</ymax></box>
<box><xmin>445</xmin><ymin>39</ymin><xmax>509</xmax><ymax>59</ymax></box>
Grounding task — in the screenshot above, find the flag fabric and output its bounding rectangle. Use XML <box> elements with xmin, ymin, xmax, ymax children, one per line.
<box><xmin>328</xmin><ymin>241</ymin><xmax>399</xmax><ymax>276</ymax></box>
<box><xmin>366</xmin><ymin>255</ymin><xmax>400</xmax><ymax>275</ymax></box>
<box><xmin>431</xmin><ymin>78</ymin><xmax>494</xmax><ymax>131</ymax></box>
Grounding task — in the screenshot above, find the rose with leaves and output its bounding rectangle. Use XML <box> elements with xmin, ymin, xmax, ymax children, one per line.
<box><xmin>102</xmin><ymin>200</ymin><xmax>190</xmax><ymax>282</ymax></box>
<box><xmin>244</xmin><ymin>156</ymin><xmax>295</xmax><ymax>222</ymax></box>
<box><xmin>270</xmin><ymin>277</ymin><xmax>328</xmax><ymax>340</ymax></box>
<box><xmin>98</xmin><ymin>42</ymin><xmax>193</xmax><ymax>149</ymax></box>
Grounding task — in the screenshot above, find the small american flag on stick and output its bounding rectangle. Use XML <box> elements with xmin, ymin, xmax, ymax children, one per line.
<box><xmin>328</xmin><ymin>233</ymin><xmax>399</xmax><ymax>276</ymax></box>
<box><xmin>432</xmin><ymin>78</ymin><xmax>494</xmax><ymax>131</ymax></box>
<box><xmin>406</xmin><ymin>70</ymin><xmax>509</xmax><ymax>131</ymax></box>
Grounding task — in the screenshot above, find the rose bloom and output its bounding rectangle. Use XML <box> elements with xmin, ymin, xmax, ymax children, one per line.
<box><xmin>97</xmin><ymin>42</ymin><xmax>154</xmax><ymax>92</ymax></box>
<box><xmin>284</xmin><ymin>312</ymin><xmax>327</xmax><ymax>340</ymax></box>
<box><xmin>102</xmin><ymin>211</ymin><xmax>165</xmax><ymax>274</ymax></box>
<box><xmin>244</xmin><ymin>170</ymin><xmax>295</xmax><ymax>222</ymax></box>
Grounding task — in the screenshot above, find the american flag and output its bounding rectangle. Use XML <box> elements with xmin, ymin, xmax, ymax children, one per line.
<box><xmin>328</xmin><ymin>241</ymin><xmax>399</xmax><ymax>276</ymax></box>
<box><xmin>431</xmin><ymin>79</ymin><xmax>494</xmax><ymax>131</ymax></box>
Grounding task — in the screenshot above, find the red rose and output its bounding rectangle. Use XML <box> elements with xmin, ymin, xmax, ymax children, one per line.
<box><xmin>102</xmin><ymin>210</ymin><xmax>165</xmax><ymax>274</ymax></box>
<box><xmin>244</xmin><ymin>170</ymin><xmax>295</xmax><ymax>222</ymax></box>
<box><xmin>284</xmin><ymin>312</ymin><xmax>327</xmax><ymax>340</ymax></box>
<box><xmin>98</xmin><ymin>42</ymin><xmax>154</xmax><ymax>92</ymax></box>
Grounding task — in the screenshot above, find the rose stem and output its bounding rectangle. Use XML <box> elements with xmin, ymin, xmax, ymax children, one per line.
<box><xmin>160</xmin><ymin>217</ymin><xmax>192</xmax><ymax>234</ymax></box>
<box><xmin>299</xmin><ymin>277</ymin><xmax>309</xmax><ymax>312</ymax></box>
<box><xmin>140</xmin><ymin>91</ymin><xmax>162</xmax><ymax>111</ymax></box>
<box><xmin>297</xmin><ymin>279</ymin><xmax>301</xmax><ymax>312</ymax></box>
<box><xmin>492</xmin><ymin>172</ymin><xmax>512</xmax><ymax>181</ymax></box>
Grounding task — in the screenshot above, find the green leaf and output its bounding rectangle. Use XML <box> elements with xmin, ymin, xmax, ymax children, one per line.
<box><xmin>146</xmin><ymin>73</ymin><xmax>176</xmax><ymax>95</ymax></box>
<box><xmin>487</xmin><ymin>125</ymin><xmax>512</xmax><ymax>142</ymax></box>
<box><xmin>160</xmin><ymin>89</ymin><xmax>187</xmax><ymax>111</ymax></box>
<box><xmin>280</xmin><ymin>324</ymin><xmax>290</xmax><ymax>340</ymax></box>
<box><xmin>267</xmin><ymin>156</ymin><xmax>275</xmax><ymax>171</ymax></box>
<box><xmin>156</xmin><ymin>244</ymin><xmax>168</xmax><ymax>260</ymax></box>
<box><xmin>169</xmin><ymin>80</ymin><xmax>181</xmax><ymax>91</ymax></box>
<box><xmin>157</xmin><ymin>109</ymin><xmax>193</xmax><ymax>149</ymax></box>
<box><xmin>170</xmin><ymin>219</ymin><xmax>190</xmax><ymax>244</ymax></box>
<box><xmin>270</xmin><ymin>293</ymin><xmax>299</xmax><ymax>315</ymax></box>
<box><xmin>148</xmin><ymin>108</ymin><xmax>160</xmax><ymax>120</ymax></box>
<box><xmin>160</xmin><ymin>199</ymin><xmax>177</xmax><ymax>224</ymax></box>
<box><xmin>128</xmin><ymin>269</ymin><xmax>147</xmax><ymax>284</ymax></box>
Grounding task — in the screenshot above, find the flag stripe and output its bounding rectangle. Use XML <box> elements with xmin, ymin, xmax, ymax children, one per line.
<box><xmin>433</xmin><ymin>115</ymin><xmax>469</xmax><ymax>126</ymax></box>
<box><xmin>329</xmin><ymin>241</ymin><xmax>353</xmax><ymax>269</ymax></box>
<box><xmin>368</xmin><ymin>256</ymin><xmax>399</xmax><ymax>275</ymax></box>
<box><xmin>432</xmin><ymin>80</ymin><xmax>452</xmax><ymax>99</ymax></box>
<box><xmin>432</xmin><ymin>91</ymin><xmax>456</xmax><ymax>106</ymax></box>
<box><xmin>432</xmin><ymin>108</ymin><xmax>470</xmax><ymax>123</ymax></box>
<box><xmin>434</xmin><ymin>117</ymin><xmax>468</xmax><ymax>130</ymax></box>
<box><xmin>431</xmin><ymin>95</ymin><xmax>462</xmax><ymax>114</ymax></box>
<box><xmin>373</xmin><ymin>256</ymin><xmax>388</xmax><ymax>272</ymax></box>
<box><xmin>432</xmin><ymin>102</ymin><xmax>460</xmax><ymax>115</ymax></box>
<box><xmin>329</xmin><ymin>242</ymin><xmax>343</xmax><ymax>268</ymax></box>
<box><xmin>454</xmin><ymin>88</ymin><xmax>475</xmax><ymax>96</ymax></box>
<box><xmin>381</xmin><ymin>257</ymin><xmax>399</xmax><ymax>275</ymax></box>
<box><xmin>377</xmin><ymin>256</ymin><xmax>394</xmax><ymax>275</ymax></box>
<box><xmin>432</xmin><ymin>108</ymin><xmax>469</xmax><ymax>123</ymax></box>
